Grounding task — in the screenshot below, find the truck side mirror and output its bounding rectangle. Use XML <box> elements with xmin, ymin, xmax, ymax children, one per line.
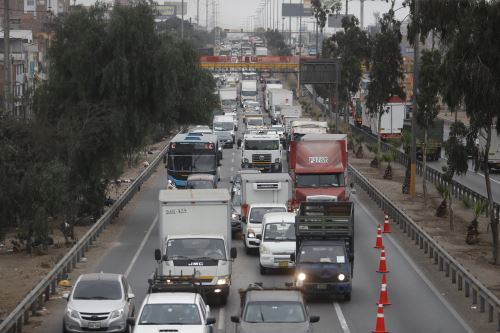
<box><xmin>237</xmin><ymin>139</ymin><xmax>242</xmax><ymax>148</ymax></box>
<box><xmin>206</xmin><ymin>317</ymin><xmax>216</xmax><ymax>325</ymax></box>
<box><xmin>230</xmin><ymin>247</ymin><xmax>237</xmax><ymax>259</ymax></box>
<box><xmin>309</xmin><ymin>315</ymin><xmax>320</xmax><ymax>323</ymax></box>
<box><xmin>290</xmin><ymin>253</ymin><xmax>296</xmax><ymax>262</ymax></box>
<box><xmin>127</xmin><ymin>317</ymin><xmax>136</xmax><ymax>326</ymax></box>
<box><xmin>349</xmin><ymin>253</ymin><xmax>354</xmax><ymax>262</ymax></box>
<box><xmin>154</xmin><ymin>249</ymin><xmax>161</xmax><ymax>261</ymax></box>
<box><xmin>256</xmin><ymin>234</ymin><xmax>262</xmax><ymax>240</ymax></box>
<box><xmin>230</xmin><ymin>316</ymin><xmax>240</xmax><ymax>323</ymax></box>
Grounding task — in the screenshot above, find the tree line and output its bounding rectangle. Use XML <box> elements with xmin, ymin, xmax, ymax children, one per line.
<box><xmin>313</xmin><ymin>0</ymin><xmax>500</xmax><ymax>264</ymax></box>
<box><xmin>0</xmin><ymin>1</ymin><xmax>218</xmax><ymax>252</ymax></box>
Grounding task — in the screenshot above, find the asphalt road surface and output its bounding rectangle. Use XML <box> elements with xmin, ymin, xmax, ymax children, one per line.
<box><xmin>30</xmin><ymin>95</ymin><xmax>478</xmax><ymax>333</ymax></box>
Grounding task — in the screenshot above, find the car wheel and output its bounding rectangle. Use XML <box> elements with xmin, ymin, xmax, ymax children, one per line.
<box><xmin>62</xmin><ymin>321</ymin><xmax>69</xmax><ymax>333</ymax></box>
<box><xmin>259</xmin><ymin>264</ymin><xmax>267</xmax><ymax>275</ymax></box>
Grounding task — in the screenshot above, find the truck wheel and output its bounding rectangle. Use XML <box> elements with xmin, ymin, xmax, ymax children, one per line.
<box><xmin>260</xmin><ymin>264</ymin><xmax>267</xmax><ymax>275</ymax></box>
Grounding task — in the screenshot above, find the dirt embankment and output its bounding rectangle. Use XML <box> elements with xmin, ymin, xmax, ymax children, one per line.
<box><xmin>0</xmin><ymin>138</ymin><xmax>169</xmax><ymax>320</ymax></box>
<box><xmin>350</xmin><ymin>147</ymin><xmax>500</xmax><ymax>297</ymax></box>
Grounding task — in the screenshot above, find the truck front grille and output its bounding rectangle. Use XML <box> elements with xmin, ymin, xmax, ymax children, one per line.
<box><xmin>252</xmin><ymin>154</ymin><xmax>272</xmax><ymax>163</ymax></box>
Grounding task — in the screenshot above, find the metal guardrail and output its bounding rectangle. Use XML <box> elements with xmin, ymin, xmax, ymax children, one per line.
<box><xmin>0</xmin><ymin>132</ymin><xmax>176</xmax><ymax>333</ymax></box>
<box><xmin>302</xmin><ymin>84</ymin><xmax>500</xmax><ymax>221</ymax></box>
<box><xmin>349</xmin><ymin>164</ymin><xmax>500</xmax><ymax>331</ymax></box>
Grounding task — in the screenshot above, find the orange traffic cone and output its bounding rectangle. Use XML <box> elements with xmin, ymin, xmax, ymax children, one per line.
<box><xmin>377</xmin><ymin>274</ymin><xmax>391</xmax><ymax>306</ymax></box>
<box><xmin>383</xmin><ymin>214</ymin><xmax>391</xmax><ymax>233</ymax></box>
<box><xmin>377</xmin><ymin>247</ymin><xmax>389</xmax><ymax>273</ymax></box>
<box><xmin>372</xmin><ymin>304</ymin><xmax>389</xmax><ymax>333</ymax></box>
<box><xmin>374</xmin><ymin>225</ymin><xmax>384</xmax><ymax>249</ymax></box>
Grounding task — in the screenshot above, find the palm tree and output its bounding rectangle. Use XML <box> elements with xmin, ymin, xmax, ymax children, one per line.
<box><xmin>435</xmin><ymin>183</ymin><xmax>449</xmax><ymax>218</ymax></box>
<box><xmin>381</xmin><ymin>151</ymin><xmax>396</xmax><ymax>180</ymax></box>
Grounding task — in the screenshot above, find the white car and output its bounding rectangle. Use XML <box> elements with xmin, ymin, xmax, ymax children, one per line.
<box><xmin>130</xmin><ymin>292</ymin><xmax>215</xmax><ymax>333</ymax></box>
<box><xmin>259</xmin><ymin>212</ymin><xmax>297</xmax><ymax>274</ymax></box>
<box><xmin>242</xmin><ymin>203</ymin><xmax>287</xmax><ymax>254</ymax></box>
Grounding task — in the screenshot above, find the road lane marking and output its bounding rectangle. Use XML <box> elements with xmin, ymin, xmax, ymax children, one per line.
<box><xmin>466</xmin><ymin>169</ymin><xmax>500</xmax><ymax>185</ymax></box>
<box><xmin>230</xmin><ymin>167</ymin><xmax>234</xmax><ymax>172</ymax></box>
<box><xmin>217</xmin><ymin>307</ymin><xmax>225</xmax><ymax>331</ymax></box>
<box><xmin>231</xmin><ymin>158</ymin><xmax>234</xmax><ymax>164</ymax></box>
<box><xmin>124</xmin><ymin>215</ymin><xmax>158</xmax><ymax>278</ymax></box>
<box><xmin>353</xmin><ymin>197</ymin><xmax>476</xmax><ymax>333</ymax></box>
<box><xmin>333</xmin><ymin>302</ymin><xmax>350</xmax><ymax>333</ymax></box>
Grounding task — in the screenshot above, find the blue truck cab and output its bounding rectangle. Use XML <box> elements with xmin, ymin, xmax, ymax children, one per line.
<box><xmin>293</xmin><ymin>201</ymin><xmax>354</xmax><ymax>301</ymax></box>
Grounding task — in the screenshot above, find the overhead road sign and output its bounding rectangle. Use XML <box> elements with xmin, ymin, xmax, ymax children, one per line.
<box><xmin>282</xmin><ymin>3</ymin><xmax>313</xmax><ymax>17</ymax></box>
<box><xmin>200</xmin><ymin>56</ymin><xmax>316</xmax><ymax>73</ymax></box>
<box><xmin>299</xmin><ymin>59</ymin><xmax>340</xmax><ymax>84</ymax></box>
<box><xmin>163</xmin><ymin>1</ymin><xmax>187</xmax><ymax>15</ymax></box>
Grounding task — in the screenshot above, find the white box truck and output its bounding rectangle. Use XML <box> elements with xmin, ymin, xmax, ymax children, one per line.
<box><xmin>213</xmin><ymin>114</ymin><xmax>235</xmax><ymax>148</ymax></box>
<box><xmin>268</xmin><ymin>88</ymin><xmax>293</xmax><ymax>124</ymax></box>
<box><xmin>238</xmin><ymin>173</ymin><xmax>292</xmax><ymax>253</ymax></box>
<box><xmin>152</xmin><ymin>189</ymin><xmax>236</xmax><ymax>305</ymax></box>
<box><xmin>479</xmin><ymin>126</ymin><xmax>500</xmax><ymax>172</ymax></box>
<box><xmin>240</xmin><ymin>80</ymin><xmax>258</xmax><ymax>105</ymax></box>
<box><xmin>219</xmin><ymin>87</ymin><xmax>238</xmax><ymax>112</ymax></box>
<box><xmin>369</xmin><ymin>96</ymin><xmax>408</xmax><ymax>139</ymax></box>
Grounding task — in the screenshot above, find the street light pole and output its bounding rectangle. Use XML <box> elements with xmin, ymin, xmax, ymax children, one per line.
<box><xmin>181</xmin><ymin>0</ymin><xmax>184</xmax><ymax>40</ymax></box>
<box><xmin>410</xmin><ymin>0</ymin><xmax>419</xmax><ymax>197</ymax></box>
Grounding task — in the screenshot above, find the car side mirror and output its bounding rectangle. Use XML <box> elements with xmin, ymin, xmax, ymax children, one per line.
<box><xmin>230</xmin><ymin>315</ymin><xmax>240</xmax><ymax>323</ymax></box>
<box><xmin>206</xmin><ymin>317</ymin><xmax>216</xmax><ymax>325</ymax></box>
<box><xmin>241</xmin><ymin>216</ymin><xmax>247</xmax><ymax>223</ymax></box>
<box><xmin>127</xmin><ymin>317</ymin><xmax>136</xmax><ymax>326</ymax></box>
<box><xmin>256</xmin><ymin>234</ymin><xmax>262</xmax><ymax>240</ymax></box>
<box><xmin>290</xmin><ymin>253</ymin><xmax>296</xmax><ymax>262</ymax></box>
<box><xmin>309</xmin><ymin>315</ymin><xmax>320</xmax><ymax>323</ymax></box>
<box><xmin>230</xmin><ymin>247</ymin><xmax>237</xmax><ymax>259</ymax></box>
<box><xmin>154</xmin><ymin>249</ymin><xmax>162</xmax><ymax>261</ymax></box>
<box><xmin>127</xmin><ymin>293</ymin><xmax>135</xmax><ymax>300</ymax></box>
<box><xmin>350</xmin><ymin>182</ymin><xmax>354</xmax><ymax>188</ymax></box>
<box><xmin>62</xmin><ymin>292</ymin><xmax>69</xmax><ymax>301</ymax></box>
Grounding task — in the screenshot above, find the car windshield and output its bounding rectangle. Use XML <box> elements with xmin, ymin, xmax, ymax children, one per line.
<box><xmin>244</xmin><ymin>301</ymin><xmax>306</xmax><ymax>323</ymax></box>
<box><xmin>249</xmin><ymin>207</ymin><xmax>287</xmax><ymax>224</ymax></box>
<box><xmin>299</xmin><ymin>245</ymin><xmax>346</xmax><ymax>263</ymax></box>
<box><xmin>72</xmin><ymin>280</ymin><xmax>122</xmax><ymax>300</ymax></box>
<box><xmin>187</xmin><ymin>180</ymin><xmax>214</xmax><ymax>189</ymax></box>
<box><xmin>166</xmin><ymin>238</ymin><xmax>226</xmax><ymax>260</ymax></box>
<box><xmin>139</xmin><ymin>304</ymin><xmax>201</xmax><ymax>325</ymax></box>
<box><xmin>264</xmin><ymin>223</ymin><xmax>295</xmax><ymax>241</ymax></box>
<box><xmin>244</xmin><ymin>140</ymin><xmax>279</xmax><ymax>150</ymax></box>
<box><xmin>213</xmin><ymin>122</ymin><xmax>233</xmax><ymax>131</ymax></box>
<box><xmin>247</xmin><ymin>119</ymin><xmax>263</xmax><ymax>126</ymax></box>
<box><xmin>296</xmin><ymin>174</ymin><xmax>345</xmax><ymax>188</ymax></box>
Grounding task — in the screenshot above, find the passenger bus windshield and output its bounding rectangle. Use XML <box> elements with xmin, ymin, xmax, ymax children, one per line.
<box><xmin>167</xmin><ymin>155</ymin><xmax>216</xmax><ymax>173</ymax></box>
<box><xmin>296</xmin><ymin>174</ymin><xmax>345</xmax><ymax>188</ymax></box>
<box><xmin>213</xmin><ymin>122</ymin><xmax>234</xmax><ymax>131</ymax></box>
<box><xmin>244</xmin><ymin>140</ymin><xmax>279</xmax><ymax>150</ymax></box>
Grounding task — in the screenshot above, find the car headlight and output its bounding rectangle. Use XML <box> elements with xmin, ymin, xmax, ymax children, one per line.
<box><xmin>66</xmin><ymin>308</ymin><xmax>79</xmax><ymax>319</ymax></box>
<box><xmin>338</xmin><ymin>273</ymin><xmax>346</xmax><ymax>281</ymax></box>
<box><xmin>247</xmin><ymin>230</ymin><xmax>255</xmax><ymax>238</ymax></box>
<box><xmin>297</xmin><ymin>272</ymin><xmax>306</xmax><ymax>281</ymax></box>
<box><xmin>217</xmin><ymin>277</ymin><xmax>229</xmax><ymax>285</ymax></box>
<box><xmin>260</xmin><ymin>245</ymin><xmax>271</xmax><ymax>255</ymax></box>
<box><xmin>109</xmin><ymin>309</ymin><xmax>124</xmax><ymax>319</ymax></box>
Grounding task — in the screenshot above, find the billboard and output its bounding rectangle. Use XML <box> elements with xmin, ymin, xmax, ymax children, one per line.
<box><xmin>163</xmin><ymin>1</ymin><xmax>187</xmax><ymax>15</ymax></box>
<box><xmin>327</xmin><ymin>14</ymin><xmax>355</xmax><ymax>28</ymax></box>
<box><xmin>282</xmin><ymin>3</ymin><xmax>313</xmax><ymax>17</ymax></box>
<box><xmin>156</xmin><ymin>4</ymin><xmax>176</xmax><ymax>18</ymax></box>
<box><xmin>300</xmin><ymin>59</ymin><xmax>339</xmax><ymax>84</ymax></box>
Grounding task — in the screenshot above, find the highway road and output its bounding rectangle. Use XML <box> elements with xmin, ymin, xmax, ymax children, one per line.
<box><xmin>27</xmin><ymin>97</ymin><xmax>480</xmax><ymax>333</ymax></box>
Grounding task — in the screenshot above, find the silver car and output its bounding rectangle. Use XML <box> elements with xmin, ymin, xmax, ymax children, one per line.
<box><xmin>63</xmin><ymin>273</ymin><xmax>135</xmax><ymax>333</ymax></box>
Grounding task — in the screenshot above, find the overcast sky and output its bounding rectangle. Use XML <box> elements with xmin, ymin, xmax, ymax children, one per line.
<box><xmin>77</xmin><ymin>0</ymin><xmax>410</xmax><ymax>30</ymax></box>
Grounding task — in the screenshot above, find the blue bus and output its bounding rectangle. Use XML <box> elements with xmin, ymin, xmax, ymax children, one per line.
<box><xmin>165</xmin><ymin>133</ymin><xmax>220</xmax><ymax>188</ymax></box>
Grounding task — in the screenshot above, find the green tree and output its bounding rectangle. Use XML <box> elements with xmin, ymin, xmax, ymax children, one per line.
<box><xmin>263</xmin><ymin>30</ymin><xmax>291</xmax><ymax>56</ymax></box>
<box><xmin>416</xmin><ymin>49</ymin><xmax>442</xmax><ymax>206</ymax></box>
<box><xmin>311</xmin><ymin>0</ymin><xmax>342</xmax><ymax>32</ymax></box>
<box><xmin>366</xmin><ymin>4</ymin><xmax>405</xmax><ymax>156</ymax></box>
<box><xmin>411</xmin><ymin>0</ymin><xmax>500</xmax><ymax>263</ymax></box>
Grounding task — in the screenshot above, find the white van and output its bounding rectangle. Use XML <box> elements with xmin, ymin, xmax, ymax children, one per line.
<box><xmin>242</xmin><ymin>203</ymin><xmax>287</xmax><ymax>254</ymax></box>
<box><xmin>258</xmin><ymin>212</ymin><xmax>296</xmax><ymax>274</ymax></box>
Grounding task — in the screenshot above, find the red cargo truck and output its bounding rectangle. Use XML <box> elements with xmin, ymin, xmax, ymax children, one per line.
<box><xmin>288</xmin><ymin>134</ymin><xmax>349</xmax><ymax>210</ymax></box>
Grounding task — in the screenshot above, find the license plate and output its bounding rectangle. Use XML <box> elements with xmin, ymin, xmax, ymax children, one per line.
<box><xmin>316</xmin><ymin>284</ymin><xmax>327</xmax><ymax>290</ymax></box>
<box><xmin>88</xmin><ymin>322</ymin><xmax>101</xmax><ymax>329</ymax></box>
<box><xmin>278</xmin><ymin>261</ymin><xmax>288</xmax><ymax>268</ymax></box>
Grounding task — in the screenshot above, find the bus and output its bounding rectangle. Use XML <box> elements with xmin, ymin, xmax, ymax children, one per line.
<box><xmin>165</xmin><ymin>133</ymin><xmax>220</xmax><ymax>188</ymax></box>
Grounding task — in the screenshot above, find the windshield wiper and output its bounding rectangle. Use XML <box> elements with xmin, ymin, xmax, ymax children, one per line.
<box><xmin>168</xmin><ymin>255</ymin><xmax>191</xmax><ymax>260</ymax></box>
<box><xmin>89</xmin><ymin>296</ymin><xmax>113</xmax><ymax>300</ymax></box>
<box><xmin>191</xmin><ymin>256</ymin><xmax>221</xmax><ymax>260</ymax></box>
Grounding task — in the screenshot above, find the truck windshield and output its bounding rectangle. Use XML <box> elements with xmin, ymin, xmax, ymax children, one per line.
<box><xmin>139</xmin><ymin>304</ymin><xmax>201</xmax><ymax>325</ymax></box>
<box><xmin>249</xmin><ymin>207</ymin><xmax>287</xmax><ymax>224</ymax></box>
<box><xmin>247</xmin><ymin>119</ymin><xmax>264</xmax><ymax>126</ymax></box>
<box><xmin>264</xmin><ymin>223</ymin><xmax>295</xmax><ymax>241</ymax></box>
<box><xmin>166</xmin><ymin>238</ymin><xmax>226</xmax><ymax>260</ymax></box>
<box><xmin>244</xmin><ymin>140</ymin><xmax>279</xmax><ymax>150</ymax></box>
<box><xmin>213</xmin><ymin>122</ymin><xmax>233</xmax><ymax>131</ymax></box>
<box><xmin>241</xmin><ymin>91</ymin><xmax>257</xmax><ymax>97</ymax></box>
<box><xmin>299</xmin><ymin>245</ymin><xmax>346</xmax><ymax>263</ymax></box>
<box><xmin>296</xmin><ymin>174</ymin><xmax>345</xmax><ymax>188</ymax></box>
<box><xmin>244</xmin><ymin>301</ymin><xmax>305</xmax><ymax>323</ymax></box>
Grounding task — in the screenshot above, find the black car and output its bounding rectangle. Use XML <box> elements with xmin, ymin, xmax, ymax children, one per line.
<box><xmin>230</xmin><ymin>284</ymin><xmax>319</xmax><ymax>333</ymax></box>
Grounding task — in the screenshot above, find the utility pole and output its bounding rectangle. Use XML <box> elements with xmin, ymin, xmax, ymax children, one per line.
<box><xmin>289</xmin><ymin>0</ymin><xmax>292</xmax><ymax>45</ymax></box>
<box><xmin>345</xmin><ymin>0</ymin><xmax>348</xmax><ymax>17</ymax></box>
<box><xmin>410</xmin><ymin>0</ymin><xmax>419</xmax><ymax>197</ymax></box>
<box><xmin>206</xmin><ymin>0</ymin><xmax>209</xmax><ymax>30</ymax></box>
<box><xmin>271</xmin><ymin>0</ymin><xmax>274</xmax><ymax>30</ymax></box>
<box><xmin>3</xmin><ymin>0</ymin><xmax>11</xmax><ymax>115</ymax></box>
<box><xmin>181</xmin><ymin>0</ymin><xmax>184</xmax><ymax>39</ymax></box>
<box><xmin>197</xmin><ymin>0</ymin><xmax>200</xmax><ymax>26</ymax></box>
<box><xmin>360</xmin><ymin>0</ymin><xmax>364</xmax><ymax>28</ymax></box>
